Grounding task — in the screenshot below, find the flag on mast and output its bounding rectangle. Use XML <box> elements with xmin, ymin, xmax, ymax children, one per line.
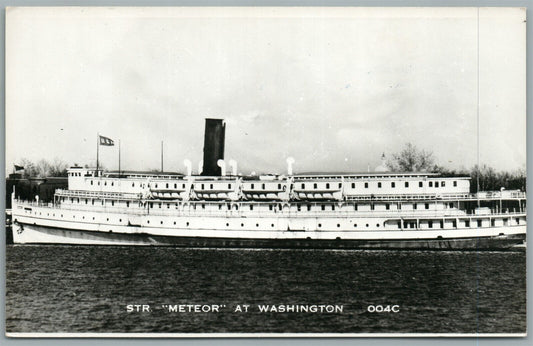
<box><xmin>99</xmin><ymin>135</ymin><xmax>114</xmax><ymax>146</ymax></box>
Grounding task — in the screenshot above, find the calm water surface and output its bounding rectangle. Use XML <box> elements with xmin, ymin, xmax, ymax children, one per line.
<box><xmin>5</xmin><ymin>246</ymin><xmax>526</xmax><ymax>334</ymax></box>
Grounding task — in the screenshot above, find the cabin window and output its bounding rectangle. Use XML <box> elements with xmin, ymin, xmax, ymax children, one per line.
<box><xmin>307</xmin><ymin>205</ymin><xmax>311</xmax><ymax>211</ymax></box>
<box><xmin>269</xmin><ymin>205</ymin><xmax>273</xmax><ymax>211</ymax></box>
<box><xmin>155</xmin><ymin>184</ymin><xmax>158</xmax><ymax>188</ymax></box>
<box><xmin>111</xmin><ymin>201</ymin><xmax>114</xmax><ymax>206</ymax></box>
<box><xmin>91</xmin><ymin>181</ymin><xmax>93</xmax><ymax>185</ymax></box>
<box><xmin>166</xmin><ymin>183</ymin><xmax>169</xmax><ymax>188</ymax></box>
<box><xmin>391</xmin><ymin>182</ymin><xmax>395</xmax><ymax>188</ymax></box>
<box><xmin>262</xmin><ymin>183</ymin><xmax>265</xmax><ymax>190</ymax></box>
<box><xmin>441</xmin><ymin>181</ymin><xmax>445</xmax><ymax>187</ymax></box>
<box><xmin>278</xmin><ymin>184</ymin><xmax>281</xmax><ymax>189</ymax></box>
<box><xmin>429</xmin><ymin>181</ymin><xmax>433</xmax><ymax>187</ymax></box>
<box><xmin>419</xmin><ymin>181</ymin><xmax>423</xmax><ymax>187</ymax></box>
<box><xmin>351</xmin><ymin>183</ymin><xmax>355</xmax><ymax>188</ymax></box>
<box><xmin>104</xmin><ymin>181</ymin><xmax>107</xmax><ymax>186</ymax></box>
<box><xmin>377</xmin><ymin>182</ymin><xmax>382</xmax><ymax>188</ymax></box>
<box><xmin>364</xmin><ymin>182</ymin><xmax>369</xmax><ymax>188</ymax></box>
<box><xmin>449</xmin><ymin>202</ymin><xmax>453</xmax><ymax>208</ymax></box>
<box><xmin>174</xmin><ymin>183</ymin><xmax>177</xmax><ymax>188</ymax></box>
<box><xmin>126</xmin><ymin>201</ymin><xmax>130</xmax><ymax>207</ymax></box>
<box><xmin>326</xmin><ymin>183</ymin><xmax>330</xmax><ymax>189</ymax></box>
<box><xmin>297</xmin><ymin>205</ymin><xmax>301</xmax><ymax>211</ymax></box>
<box><xmin>85</xmin><ymin>199</ymin><xmax>88</xmax><ymax>204</ymax></box>
<box><xmin>491</xmin><ymin>219</ymin><xmax>495</xmax><ymax>227</ymax></box>
<box><xmin>321</xmin><ymin>205</ymin><xmax>325</xmax><ymax>211</ymax></box>
<box><xmin>425</xmin><ymin>203</ymin><xmax>429</xmax><ymax>209</ymax></box>
<box><xmin>210</xmin><ymin>184</ymin><xmax>214</xmax><ymax>189</ymax></box>
<box><xmin>338</xmin><ymin>183</ymin><xmax>342</xmax><ymax>188</ymax></box>
<box><xmin>201</xmin><ymin>184</ymin><xmax>205</xmax><ymax>189</ymax></box>
<box><xmin>301</xmin><ymin>183</ymin><xmax>305</xmax><ymax>189</ymax></box>
<box><xmin>132</xmin><ymin>182</ymin><xmax>135</xmax><ymax>187</ymax></box>
<box><xmin>370</xmin><ymin>204</ymin><xmax>375</xmax><ymax>211</ymax></box>
<box><xmin>332</xmin><ymin>205</ymin><xmax>335</xmax><ymax>211</ymax></box>
<box><xmin>101</xmin><ymin>200</ymin><xmax>104</xmax><ymax>205</ymax></box>
<box><xmin>314</xmin><ymin>183</ymin><xmax>318</xmax><ymax>189</ymax></box>
<box><xmin>453</xmin><ymin>181</ymin><xmax>457</xmax><ymax>187</ymax></box>
<box><xmin>158</xmin><ymin>203</ymin><xmax>162</xmax><ymax>208</ymax></box>
<box><xmin>98</xmin><ymin>181</ymin><xmax>100</xmax><ymax>186</ymax></box>
<box><xmin>452</xmin><ymin>220</ymin><xmax>457</xmax><ymax>228</ymax></box>
<box><xmin>228</xmin><ymin>184</ymin><xmax>232</xmax><ymax>189</ymax></box>
<box><xmin>111</xmin><ymin>182</ymin><xmax>114</xmax><ymax>186</ymax></box>
<box><xmin>251</xmin><ymin>184</ymin><xmax>254</xmax><ymax>189</ymax></box>
<box><xmin>250</xmin><ymin>205</ymin><xmax>254</xmax><ymax>211</ymax></box>
<box><xmin>182</xmin><ymin>184</ymin><xmax>186</xmax><ymax>189</ymax></box>
<box><xmin>92</xmin><ymin>200</ymin><xmax>95</xmax><ymax>205</ymax></box>
<box><xmin>354</xmin><ymin>204</ymin><xmax>358</xmax><ymax>211</ymax></box>
<box><xmin>477</xmin><ymin>220</ymin><xmax>482</xmax><ymax>227</ymax></box>
<box><xmin>386</xmin><ymin>204</ymin><xmax>390</xmax><ymax>210</ymax></box>
<box><xmin>149</xmin><ymin>202</ymin><xmax>153</xmax><ymax>208</ymax></box>
<box><xmin>465</xmin><ymin>220</ymin><xmax>470</xmax><ymax>227</ymax></box>
<box><xmin>440</xmin><ymin>221</ymin><xmax>444</xmax><ymax>228</ymax></box>
<box><xmin>167</xmin><ymin>203</ymin><xmax>170</xmax><ymax>209</ymax></box>
<box><xmin>435</xmin><ymin>182</ymin><xmax>439</xmax><ymax>188</ymax></box>
<box><xmin>405</xmin><ymin>182</ymin><xmax>409</xmax><ymax>188</ymax></box>
<box><xmin>428</xmin><ymin>221</ymin><xmax>433</xmax><ymax>228</ymax></box>
<box><xmin>413</xmin><ymin>203</ymin><xmax>417</xmax><ymax>210</ymax></box>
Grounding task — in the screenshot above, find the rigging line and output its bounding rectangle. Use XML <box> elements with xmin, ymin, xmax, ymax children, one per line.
<box><xmin>477</xmin><ymin>8</ymin><xmax>481</xmax><ymax>197</ymax></box>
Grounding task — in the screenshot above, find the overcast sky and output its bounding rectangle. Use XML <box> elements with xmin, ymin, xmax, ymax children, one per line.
<box><xmin>6</xmin><ymin>7</ymin><xmax>526</xmax><ymax>175</ymax></box>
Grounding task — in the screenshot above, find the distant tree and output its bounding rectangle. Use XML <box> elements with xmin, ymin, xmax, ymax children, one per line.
<box><xmin>387</xmin><ymin>143</ymin><xmax>435</xmax><ymax>172</ymax></box>
<box><xmin>17</xmin><ymin>158</ymin><xmax>68</xmax><ymax>178</ymax></box>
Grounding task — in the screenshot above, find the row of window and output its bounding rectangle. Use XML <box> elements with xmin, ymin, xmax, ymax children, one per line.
<box><xmin>87</xmin><ymin>180</ymin><xmax>459</xmax><ymax>190</ymax></box>
<box><xmin>62</xmin><ymin>196</ymin><xmax>447</xmax><ymax>212</ymax></box>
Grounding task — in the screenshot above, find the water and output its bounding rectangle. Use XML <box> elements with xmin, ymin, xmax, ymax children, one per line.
<box><xmin>5</xmin><ymin>246</ymin><xmax>526</xmax><ymax>334</ymax></box>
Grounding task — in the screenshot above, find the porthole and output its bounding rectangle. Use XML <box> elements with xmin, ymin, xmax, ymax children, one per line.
<box><xmin>241</xmin><ymin>223</ymin><xmax>244</xmax><ymax>227</ymax></box>
<box><xmin>271</xmin><ymin>224</ymin><xmax>275</xmax><ymax>227</ymax></box>
<box><xmin>376</xmin><ymin>224</ymin><xmax>380</xmax><ymax>227</ymax></box>
<box><xmin>256</xmin><ymin>223</ymin><xmax>259</xmax><ymax>227</ymax></box>
<box><xmin>318</xmin><ymin>223</ymin><xmax>322</xmax><ymax>228</ymax></box>
<box><xmin>119</xmin><ymin>219</ymin><xmax>122</xmax><ymax>222</ymax></box>
<box><xmin>186</xmin><ymin>222</ymin><xmax>189</xmax><ymax>226</ymax></box>
<box><xmin>226</xmin><ymin>223</ymin><xmax>229</xmax><ymax>227</ymax></box>
<box><xmin>173</xmin><ymin>221</ymin><xmax>176</xmax><ymax>225</ymax></box>
<box><xmin>353</xmin><ymin>224</ymin><xmax>357</xmax><ymax>227</ymax></box>
<box><xmin>160</xmin><ymin>221</ymin><xmax>163</xmax><ymax>225</ymax></box>
<box><xmin>147</xmin><ymin>220</ymin><xmax>150</xmax><ymax>224</ymax></box>
<box><xmin>366</xmin><ymin>224</ymin><xmax>369</xmax><ymax>227</ymax></box>
<box><xmin>106</xmin><ymin>218</ymin><xmax>109</xmax><ymax>221</ymax></box>
<box><xmin>337</xmin><ymin>224</ymin><xmax>340</xmax><ymax>228</ymax></box>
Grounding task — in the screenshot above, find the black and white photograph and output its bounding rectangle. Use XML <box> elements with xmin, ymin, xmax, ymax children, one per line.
<box><xmin>4</xmin><ymin>6</ymin><xmax>527</xmax><ymax>336</ymax></box>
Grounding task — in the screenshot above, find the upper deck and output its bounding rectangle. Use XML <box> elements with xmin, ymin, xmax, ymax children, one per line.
<box><xmin>65</xmin><ymin>167</ymin><xmax>475</xmax><ymax>202</ymax></box>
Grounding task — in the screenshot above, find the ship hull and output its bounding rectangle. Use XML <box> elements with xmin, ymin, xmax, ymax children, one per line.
<box><xmin>12</xmin><ymin>222</ymin><xmax>526</xmax><ymax>250</ymax></box>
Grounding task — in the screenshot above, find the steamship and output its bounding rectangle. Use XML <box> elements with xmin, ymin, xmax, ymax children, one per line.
<box><xmin>10</xmin><ymin>119</ymin><xmax>526</xmax><ymax>249</ymax></box>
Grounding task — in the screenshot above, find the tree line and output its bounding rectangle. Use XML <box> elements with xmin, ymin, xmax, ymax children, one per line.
<box><xmin>386</xmin><ymin>143</ymin><xmax>526</xmax><ymax>193</ymax></box>
<box><xmin>14</xmin><ymin>158</ymin><xmax>69</xmax><ymax>178</ymax></box>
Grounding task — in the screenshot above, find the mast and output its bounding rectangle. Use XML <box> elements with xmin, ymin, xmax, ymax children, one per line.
<box><xmin>118</xmin><ymin>139</ymin><xmax>121</xmax><ymax>176</ymax></box>
<box><xmin>96</xmin><ymin>132</ymin><xmax>99</xmax><ymax>176</ymax></box>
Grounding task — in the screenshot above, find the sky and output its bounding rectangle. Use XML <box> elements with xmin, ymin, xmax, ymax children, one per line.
<box><xmin>6</xmin><ymin>7</ymin><xmax>526</xmax><ymax>175</ymax></box>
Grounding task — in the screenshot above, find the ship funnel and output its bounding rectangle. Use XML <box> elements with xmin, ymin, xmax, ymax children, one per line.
<box><xmin>202</xmin><ymin>118</ymin><xmax>226</xmax><ymax>176</ymax></box>
<box><xmin>198</xmin><ymin>160</ymin><xmax>203</xmax><ymax>175</ymax></box>
<box><xmin>229</xmin><ymin>159</ymin><xmax>237</xmax><ymax>176</ymax></box>
<box><xmin>286</xmin><ymin>157</ymin><xmax>295</xmax><ymax>176</ymax></box>
<box><xmin>183</xmin><ymin>159</ymin><xmax>192</xmax><ymax>176</ymax></box>
<box><xmin>217</xmin><ymin>160</ymin><xmax>226</xmax><ymax>176</ymax></box>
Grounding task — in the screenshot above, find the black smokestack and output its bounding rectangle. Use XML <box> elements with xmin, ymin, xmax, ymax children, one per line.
<box><xmin>202</xmin><ymin>118</ymin><xmax>225</xmax><ymax>176</ymax></box>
